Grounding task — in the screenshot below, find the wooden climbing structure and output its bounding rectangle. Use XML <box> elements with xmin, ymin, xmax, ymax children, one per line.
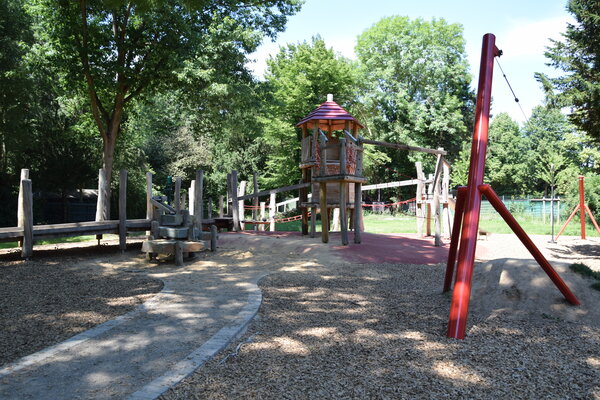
<box><xmin>297</xmin><ymin>94</ymin><xmax>367</xmax><ymax>245</ymax></box>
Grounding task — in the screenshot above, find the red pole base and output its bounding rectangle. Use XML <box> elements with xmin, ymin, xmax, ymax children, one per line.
<box><xmin>443</xmin><ymin>187</ymin><xmax>467</xmax><ymax>292</ymax></box>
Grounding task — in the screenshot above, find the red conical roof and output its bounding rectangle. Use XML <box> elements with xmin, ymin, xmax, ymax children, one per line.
<box><xmin>296</xmin><ymin>97</ymin><xmax>363</xmax><ymax>131</ymax></box>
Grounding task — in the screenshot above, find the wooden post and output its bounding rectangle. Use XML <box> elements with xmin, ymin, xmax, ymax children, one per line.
<box><xmin>231</xmin><ymin>171</ymin><xmax>240</xmax><ymax>231</ymax></box>
<box><xmin>226</xmin><ymin>173</ymin><xmax>231</xmax><ymax>216</ymax></box>
<box><xmin>175</xmin><ymin>241</ymin><xmax>184</xmax><ymax>266</ymax></box>
<box><xmin>415</xmin><ymin>162</ymin><xmax>425</xmax><ymax>236</ymax></box>
<box><xmin>146</xmin><ymin>172</ymin><xmax>153</xmax><ymax>220</ymax></box>
<box><xmin>219</xmin><ymin>195</ymin><xmax>224</xmax><ymax>218</ymax></box>
<box><xmin>433</xmin><ymin>153</ymin><xmax>443</xmax><ymax>246</ymax></box>
<box><xmin>269</xmin><ymin>193</ymin><xmax>276</xmax><ymax>231</ymax></box>
<box><xmin>300</xmin><ymin>169</ymin><xmax>309</xmax><ymax>235</ymax></box>
<box><xmin>259</xmin><ymin>201</ymin><xmax>266</xmax><ymax>231</ymax></box>
<box><xmin>194</xmin><ymin>170</ymin><xmax>204</xmax><ymax>230</ymax></box>
<box><xmin>207</xmin><ymin>197</ymin><xmax>213</xmax><ymax>218</ymax></box>
<box><xmin>174</xmin><ymin>177</ymin><xmax>181</xmax><ymax>214</ymax></box>
<box><xmin>17</xmin><ymin>169</ymin><xmax>29</xmax><ymax>247</ymax></box>
<box><xmin>320</xmin><ymin>183</ymin><xmax>329</xmax><ymax>243</ymax></box>
<box><xmin>238</xmin><ymin>180</ymin><xmax>246</xmax><ymax>231</ymax></box>
<box><xmin>181</xmin><ymin>193</ymin><xmax>187</xmax><ymax>211</ymax></box>
<box><xmin>332</xmin><ymin>208</ymin><xmax>341</xmax><ymax>231</ymax></box>
<box><xmin>252</xmin><ymin>173</ymin><xmax>259</xmax><ymax>231</ymax></box>
<box><xmin>340</xmin><ymin>183</ymin><xmax>348</xmax><ymax>245</ymax></box>
<box><xmin>442</xmin><ymin>160</ymin><xmax>451</xmax><ymax>238</ymax></box>
<box><xmin>189</xmin><ymin>180</ymin><xmax>195</xmax><ymax>216</ymax></box>
<box><xmin>210</xmin><ymin>225</ymin><xmax>218</xmax><ymax>252</ymax></box>
<box><xmin>21</xmin><ymin>179</ymin><xmax>33</xmax><ymax>259</ymax></box>
<box><xmin>354</xmin><ymin>183</ymin><xmax>362</xmax><ymax>243</ymax></box>
<box><xmin>119</xmin><ymin>169</ymin><xmax>127</xmax><ymax>252</ymax></box>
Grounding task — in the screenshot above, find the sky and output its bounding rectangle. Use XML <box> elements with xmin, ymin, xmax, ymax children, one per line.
<box><xmin>247</xmin><ymin>0</ymin><xmax>574</xmax><ymax>125</ymax></box>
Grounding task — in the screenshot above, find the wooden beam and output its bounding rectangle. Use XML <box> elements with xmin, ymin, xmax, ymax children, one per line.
<box><xmin>237</xmin><ymin>182</ymin><xmax>311</xmax><ymax>201</ymax></box>
<box><xmin>360</xmin><ymin>138</ymin><xmax>447</xmax><ymax>155</ymax></box>
<box><xmin>354</xmin><ymin>183</ymin><xmax>362</xmax><ymax>244</ymax></box>
<box><xmin>362</xmin><ymin>179</ymin><xmax>432</xmax><ymax>191</ymax></box>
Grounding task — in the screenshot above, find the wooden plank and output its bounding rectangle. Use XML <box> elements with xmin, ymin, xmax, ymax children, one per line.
<box><xmin>416</xmin><ymin>162</ymin><xmax>425</xmax><ymax>237</ymax></box>
<box><xmin>21</xmin><ymin>179</ymin><xmax>33</xmax><ymax>259</ymax></box>
<box><xmin>119</xmin><ymin>169</ymin><xmax>127</xmax><ymax>251</ymax></box>
<box><xmin>339</xmin><ymin>138</ymin><xmax>347</xmax><ymax>175</ymax></box>
<box><xmin>219</xmin><ymin>195</ymin><xmax>224</xmax><ymax>218</ymax></box>
<box><xmin>237</xmin><ymin>182</ymin><xmax>311</xmax><ymax>201</ymax></box>
<box><xmin>151</xmin><ymin>198</ymin><xmax>175</xmax><ymax>214</ymax></box>
<box><xmin>360</xmin><ymin>138</ymin><xmax>447</xmax><ymax>155</ymax></box>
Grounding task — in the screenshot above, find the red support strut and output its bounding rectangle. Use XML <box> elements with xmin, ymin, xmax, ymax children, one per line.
<box><xmin>480</xmin><ymin>184</ymin><xmax>580</xmax><ymax>305</ymax></box>
<box><xmin>443</xmin><ymin>186</ymin><xmax>467</xmax><ymax>292</ymax></box>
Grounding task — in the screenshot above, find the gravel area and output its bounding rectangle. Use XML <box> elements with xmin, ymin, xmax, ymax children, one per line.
<box><xmin>162</xmin><ymin>236</ymin><xmax>600</xmax><ymax>399</ymax></box>
<box><xmin>0</xmin><ymin>242</ymin><xmax>163</xmax><ymax>366</ymax></box>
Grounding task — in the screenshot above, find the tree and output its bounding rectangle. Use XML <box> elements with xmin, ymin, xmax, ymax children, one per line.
<box><xmin>0</xmin><ymin>0</ymin><xmax>32</xmax><ymax>179</ymax></box>
<box><xmin>537</xmin><ymin>0</ymin><xmax>600</xmax><ymax>142</ymax></box>
<box><xmin>355</xmin><ymin>16</ymin><xmax>474</xmax><ymax>183</ymax></box>
<box><xmin>261</xmin><ymin>36</ymin><xmax>356</xmax><ymax>188</ymax></box>
<box><xmin>27</xmin><ymin>0</ymin><xmax>301</xmax><ymax>217</ymax></box>
<box><xmin>452</xmin><ymin>113</ymin><xmax>529</xmax><ymax>194</ymax></box>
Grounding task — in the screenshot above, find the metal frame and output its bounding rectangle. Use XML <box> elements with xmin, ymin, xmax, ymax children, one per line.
<box><xmin>443</xmin><ymin>34</ymin><xmax>580</xmax><ymax>340</ymax></box>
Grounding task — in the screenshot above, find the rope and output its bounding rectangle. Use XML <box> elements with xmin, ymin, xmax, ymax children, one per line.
<box><xmin>495</xmin><ymin>58</ymin><xmax>529</xmax><ymax>123</ymax></box>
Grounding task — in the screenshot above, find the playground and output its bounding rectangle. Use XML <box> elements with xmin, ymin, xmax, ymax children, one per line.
<box><xmin>1</xmin><ymin>24</ymin><xmax>599</xmax><ymax>398</ymax></box>
<box><xmin>0</xmin><ymin>231</ymin><xmax>599</xmax><ymax>398</ymax></box>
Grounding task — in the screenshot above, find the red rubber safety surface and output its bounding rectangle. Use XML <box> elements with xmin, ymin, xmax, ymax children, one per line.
<box><xmin>222</xmin><ymin>231</ymin><xmax>449</xmax><ymax>265</ymax></box>
<box><xmin>331</xmin><ymin>232</ymin><xmax>448</xmax><ymax>265</ymax></box>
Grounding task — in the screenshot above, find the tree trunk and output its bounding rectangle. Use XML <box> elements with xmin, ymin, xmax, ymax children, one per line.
<box><xmin>98</xmin><ymin>128</ymin><xmax>118</xmax><ymax>220</ymax></box>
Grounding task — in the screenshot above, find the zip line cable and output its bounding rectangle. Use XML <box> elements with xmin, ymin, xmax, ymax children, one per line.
<box><xmin>495</xmin><ymin>58</ymin><xmax>529</xmax><ymax>123</ymax></box>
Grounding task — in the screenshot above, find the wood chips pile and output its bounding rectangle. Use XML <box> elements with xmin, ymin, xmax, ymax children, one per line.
<box><xmin>163</xmin><ymin>262</ymin><xmax>600</xmax><ymax>399</ymax></box>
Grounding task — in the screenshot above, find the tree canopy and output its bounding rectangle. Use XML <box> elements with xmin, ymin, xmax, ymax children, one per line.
<box><xmin>537</xmin><ymin>0</ymin><xmax>600</xmax><ymax>142</ymax></box>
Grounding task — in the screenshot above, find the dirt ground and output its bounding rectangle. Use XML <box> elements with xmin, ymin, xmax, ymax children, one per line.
<box><xmin>1</xmin><ymin>232</ymin><xmax>599</xmax><ymax>399</ymax></box>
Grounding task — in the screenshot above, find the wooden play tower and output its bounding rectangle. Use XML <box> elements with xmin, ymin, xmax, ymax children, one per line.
<box><xmin>297</xmin><ymin>94</ymin><xmax>367</xmax><ymax>245</ymax></box>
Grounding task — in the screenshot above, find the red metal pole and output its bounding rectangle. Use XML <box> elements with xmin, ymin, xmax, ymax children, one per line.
<box><xmin>579</xmin><ymin>176</ymin><xmax>586</xmax><ymax>240</ymax></box>
<box><xmin>584</xmin><ymin>204</ymin><xmax>600</xmax><ymax>235</ymax></box>
<box><xmin>447</xmin><ymin>34</ymin><xmax>500</xmax><ymax>339</ymax></box>
<box><xmin>480</xmin><ymin>184</ymin><xmax>580</xmax><ymax>305</ymax></box>
<box><xmin>443</xmin><ymin>186</ymin><xmax>467</xmax><ymax>292</ymax></box>
<box><xmin>555</xmin><ymin>204</ymin><xmax>580</xmax><ymax>241</ymax></box>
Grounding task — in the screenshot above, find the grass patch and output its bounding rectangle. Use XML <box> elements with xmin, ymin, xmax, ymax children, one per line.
<box><xmin>569</xmin><ymin>263</ymin><xmax>600</xmax><ymax>292</ymax></box>
<box><xmin>569</xmin><ymin>263</ymin><xmax>600</xmax><ymax>280</ymax></box>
